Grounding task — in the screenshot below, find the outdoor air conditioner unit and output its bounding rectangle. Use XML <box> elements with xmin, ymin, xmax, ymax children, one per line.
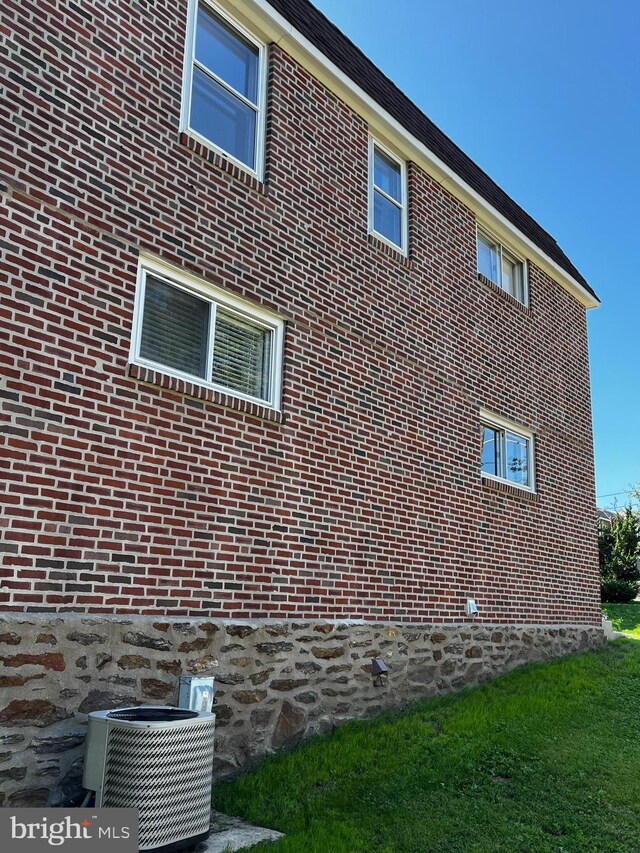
<box><xmin>83</xmin><ymin>706</ymin><xmax>216</xmax><ymax>853</ymax></box>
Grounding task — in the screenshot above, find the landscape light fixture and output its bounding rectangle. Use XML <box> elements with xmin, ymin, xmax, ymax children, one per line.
<box><xmin>371</xmin><ymin>657</ymin><xmax>389</xmax><ymax>687</ymax></box>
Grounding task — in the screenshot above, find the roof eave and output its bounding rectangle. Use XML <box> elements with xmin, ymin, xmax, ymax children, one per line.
<box><xmin>223</xmin><ymin>0</ymin><xmax>600</xmax><ymax>310</ymax></box>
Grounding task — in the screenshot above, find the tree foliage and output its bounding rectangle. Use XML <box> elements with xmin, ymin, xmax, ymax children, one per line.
<box><xmin>599</xmin><ymin>507</ymin><xmax>640</xmax><ymax>603</ymax></box>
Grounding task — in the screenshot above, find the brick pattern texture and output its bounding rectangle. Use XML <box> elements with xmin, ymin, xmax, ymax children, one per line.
<box><xmin>1</xmin><ymin>0</ymin><xmax>599</xmax><ymax>623</ymax></box>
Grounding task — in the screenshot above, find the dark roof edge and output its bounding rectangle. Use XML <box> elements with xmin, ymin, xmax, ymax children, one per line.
<box><xmin>266</xmin><ymin>0</ymin><xmax>597</xmax><ymax>302</ymax></box>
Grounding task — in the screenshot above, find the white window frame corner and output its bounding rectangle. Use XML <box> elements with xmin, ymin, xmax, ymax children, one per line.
<box><xmin>522</xmin><ymin>257</ymin><xmax>530</xmax><ymax>304</ymax></box>
<box><xmin>479</xmin><ymin>409</ymin><xmax>535</xmax><ymax>493</ymax></box>
<box><xmin>130</xmin><ymin>255</ymin><xmax>284</xmax><ymax>411</ymax></box>
<box><xmin>270</xmin><ymin>320</ymin><xmax>285</xmax><ymax>411</ymax></box>
<box><xmin>368</xmin><ymin>137</ymin><xmax>408</xmax><ymax>256</ymax></box>
<box><xmin>179</xmin><ymin>0</ymin><xmax>268</xmax><ymax>180</ymax></box>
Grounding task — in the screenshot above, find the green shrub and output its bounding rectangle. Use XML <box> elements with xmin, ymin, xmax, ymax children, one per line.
<box><xmin>600</xmin><ymin>577</ymin><xmax>638</xmax><ymax>603</ymax></box>
<box><xmin>599</xmin><ymin>507</ymin><xmax>639</xmax><ymax>602</ymax></box>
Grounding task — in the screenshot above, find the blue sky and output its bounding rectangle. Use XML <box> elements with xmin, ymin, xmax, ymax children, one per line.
<box><xmin>314</xmin><ymin>0</ymin><xmax>640</xmax><ymax>510</ymax></box>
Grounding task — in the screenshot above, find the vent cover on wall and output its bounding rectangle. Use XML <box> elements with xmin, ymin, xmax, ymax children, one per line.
<box><xmin>83</xmin><ymin>706</ymin><xmax>216</xmax><ymax>852</ymax></box>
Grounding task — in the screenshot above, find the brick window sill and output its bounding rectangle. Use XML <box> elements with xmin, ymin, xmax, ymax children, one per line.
<box><xmin>128</xmin><ymin>363</ymin><xmax>284</xmax><ymax>423</ymax></box>
<box><xmin>179</xmin><ymin>131</ymin><xmax>267</xmax><ymax>194</ymax></box>
<box><xmin>368</xmin><ymin>234</ymin><xmax>413</xmax><ymax>269</ymax></box>
<box><xmin>478</xmin><ymin>273</ymin><xmax>531</xmax><ymax>314</ymax></box>
<box><xmin>482</xmin><ymin>476</ymin><xmax>539</xmax><ymax>500</ymax></box>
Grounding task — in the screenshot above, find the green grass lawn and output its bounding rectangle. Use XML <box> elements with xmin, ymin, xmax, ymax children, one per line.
<box><xmin>602</xmin><ymin>602</ymin><xmax>640</xmax><ymax>639</ymax></box>
<box><xmin>213</xmin><ymin>640</ymin><xmax>640</xmax><ymax>852</ymax></box>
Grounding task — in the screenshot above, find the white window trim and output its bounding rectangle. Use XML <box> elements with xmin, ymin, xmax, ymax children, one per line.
<box><xmin>368</xmin><ymin>137</ymin><xmax>408</xmax><ymax>255</ymax></box>
<box><xmin>480</xmin><ymin>409</ymin><xmax>535</xmax><ymax>493</ymax></box>
<box><xmin>477</xmin><ymin>225</ymin><xmax>529</xmax><ymax>305</ymax></box>
<box><xmin>130</xmin><ymin>255</ymin><xmax>284</xmax><ymax>410</ymax></box>
<box><xmin>180</xmin><ymin>0</ymin><xmax>268</xmax><ymax>179</ymax></box>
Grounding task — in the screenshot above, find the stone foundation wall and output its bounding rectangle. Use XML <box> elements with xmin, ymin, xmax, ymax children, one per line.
<box><xmin>0</xmin><ymin>614</ymin><xmax>605</xmax><ymax>806</ymax></box>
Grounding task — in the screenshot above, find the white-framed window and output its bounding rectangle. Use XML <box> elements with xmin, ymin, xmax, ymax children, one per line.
<box><xmin>130</xmin><ymin>256</ymin><xmax>284</xmax><ymax>409</ymax></box>
<box><xmin>480</xmin><ymin>411</ymin><xmax>535</xmax><ymax>491</ymax></box>
<box><xmin>477</xmin><ymin>227</ymin><xmax>527</xmax><ymax>304</ymax></box>
<box><xmin>181</xmin><ymin>0</ymin><xmax>267</xmax><ymax>176</ymax></box>
<box><xmin>369</xmin><ymin>139</ymin><xmax>407</xmax><ymax>253</ymax></box>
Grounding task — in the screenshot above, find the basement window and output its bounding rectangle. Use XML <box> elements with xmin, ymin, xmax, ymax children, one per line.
<box><xmin>131</xmin><ymin>258</ymin><xmax>284</xmax><ymax>409</ymax></box>
<box><xmin>477</xmin><ymin>227</ymin><xmax>527</xmax><ymax>304</ymax></box>
<box><xmin>481</xmin><ymin>411</ymin><xmax>534</xmax><ymax>491</ymax></box>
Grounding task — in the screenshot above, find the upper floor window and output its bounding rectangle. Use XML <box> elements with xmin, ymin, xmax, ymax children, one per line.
<box><xmin>182</xmin><ymin>1</ymin><xmax>266</xmax><ymax>175</ymax></box>
<box><xmin>481</xmin><ymin>411</ymin><xmax>534</xmax><ymax>491</ymax></box>
<box><xmin>477</xmin><ymin>228</ymin><xmax>527</xmax><ymax>304</ymax></box>
<box><xmin>369</xmin><ymin>139</ymin><xmax>407</xmax><ymax>253</ymax></box>
<box><xmin>131</xmin><ymin>258</ymin><xmax>284</xmax><ymax>409</ymax></box>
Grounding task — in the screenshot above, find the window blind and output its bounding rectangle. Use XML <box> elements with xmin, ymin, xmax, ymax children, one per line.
<box><xmin>211</xmin><ymin>307</ymin><xmax>271</xmax><ymax>400</ymax></box>
<box><xmin>139</xmin><ymin>276</ymin><xmax>209</xmax><ymax>378</ymax></box>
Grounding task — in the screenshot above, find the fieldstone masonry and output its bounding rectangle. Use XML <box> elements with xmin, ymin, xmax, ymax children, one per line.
<box><xmin>0</xmin><ymin>614</ymin><xmax>604</xmax><ymax>806</ymax></box>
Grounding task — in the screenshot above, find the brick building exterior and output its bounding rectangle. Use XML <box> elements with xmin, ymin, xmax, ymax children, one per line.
<box><xmin>1</xmin><ymin>0</ymin><xmax>602</xmax><ymax>805</ymax></box>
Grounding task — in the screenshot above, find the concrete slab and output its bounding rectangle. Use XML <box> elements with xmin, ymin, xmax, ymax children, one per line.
<box><xmin>197</xmin><ymin>810</ymin><xmax>284</xmax><ymax>852</ymax></box>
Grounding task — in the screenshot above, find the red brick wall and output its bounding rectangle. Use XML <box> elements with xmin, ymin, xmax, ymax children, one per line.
<box><xmin>0</xmin><ymin>1</ymin><xmax>599</xmax><ymax>622</ymax></box>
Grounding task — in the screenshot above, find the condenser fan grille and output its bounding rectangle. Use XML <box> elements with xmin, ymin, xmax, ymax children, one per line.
<box><xmin>102</xmin><ymin>720</ymin><xmax>215</xmax><ymax>850</ymax></box>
